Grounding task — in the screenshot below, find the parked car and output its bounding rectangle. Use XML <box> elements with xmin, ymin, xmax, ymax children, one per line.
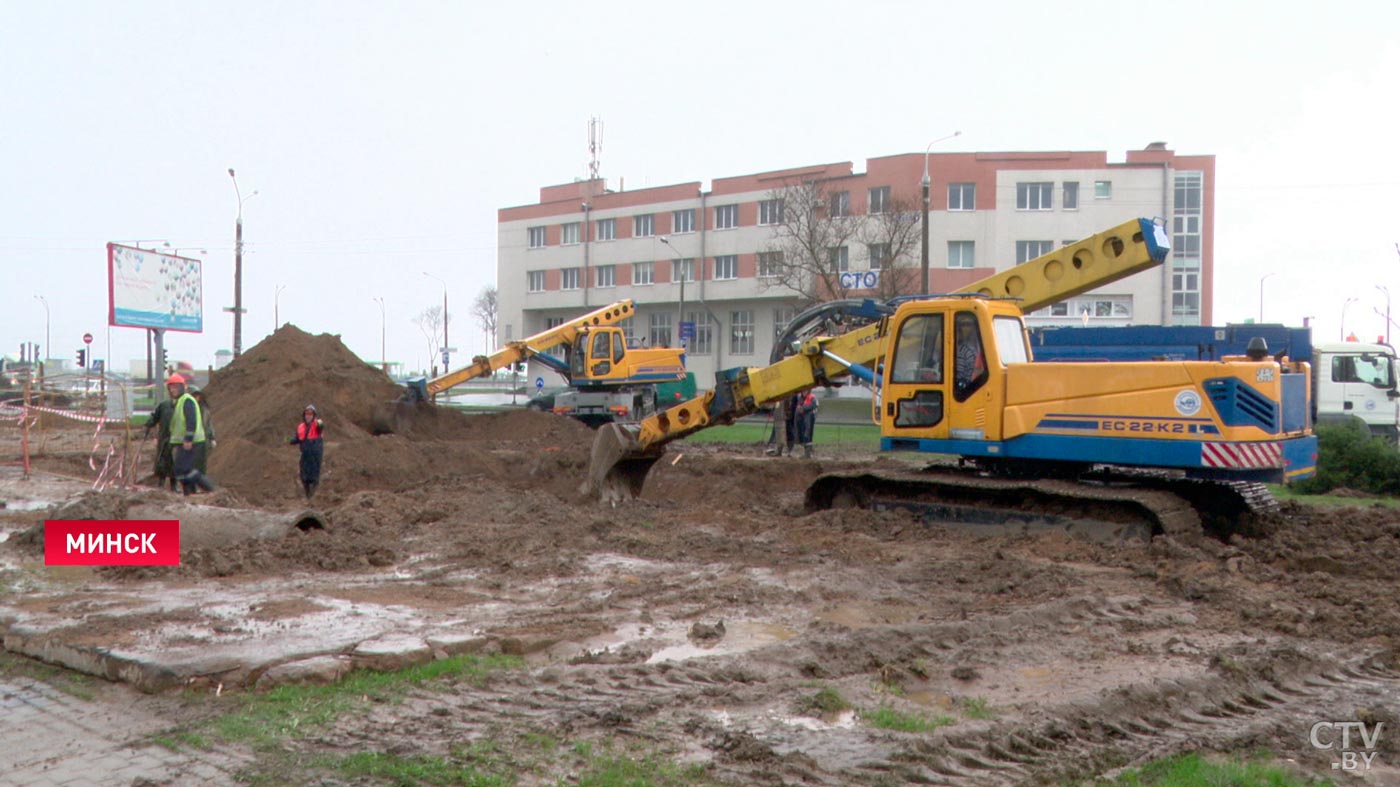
<box><xmin>525</xmin><ymin>386</ymin><xmax>570</xmax><ymax>412</ymax></box>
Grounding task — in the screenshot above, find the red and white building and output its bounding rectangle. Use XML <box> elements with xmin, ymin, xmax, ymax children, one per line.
<box><xmin>497</xmin><ymin>142</ymin><xmax>1214</xmax><ymax>385</ymax></box>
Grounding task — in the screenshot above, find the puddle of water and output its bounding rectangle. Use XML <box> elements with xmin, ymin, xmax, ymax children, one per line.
<box><xmin>646</xmin><ymin>621</ymin><xmax>797</xmax><ymax>664</ymax></box>
<box><xmin>775</xmin><ymin>709</ymin><xmax>857</xmax><ymax>730</ymax></box>
<box><xmin>3</xmin><ymin>499</ymin><xmax>56</xmax><ymax>512</ymax></box>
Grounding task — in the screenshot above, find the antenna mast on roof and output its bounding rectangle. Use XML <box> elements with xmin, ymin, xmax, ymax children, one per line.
<box><xmin>588</xmin><ymin>116</ymin><xmax>603</xmax><ymax>182</ymax></box>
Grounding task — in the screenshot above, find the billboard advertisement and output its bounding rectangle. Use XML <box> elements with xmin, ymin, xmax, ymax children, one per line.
<box><xmin>107</xmin><ymin>243</ymin><xmax>203</xmax><ymax>332</ymax></box>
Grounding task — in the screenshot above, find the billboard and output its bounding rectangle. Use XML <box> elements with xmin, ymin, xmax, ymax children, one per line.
<box><xmin>107</xmin><ymin>243</ymin><xmax>203</xmax><ymax>332</ymax></box>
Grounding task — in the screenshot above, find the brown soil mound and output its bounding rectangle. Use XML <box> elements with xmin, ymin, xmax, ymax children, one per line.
<box><xmin>200</xmin><ymin>325</ymin><xmax>597</xmax><ymax>505</ymax></box>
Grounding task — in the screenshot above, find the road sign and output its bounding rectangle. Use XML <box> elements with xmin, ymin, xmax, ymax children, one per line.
<box><xmin>535</xmin><ymin>377</ymin><xmax>544</xmax><ymax>391</ymax></box>
<box><xmin>82</xmin><ymin>333</ymin><xmax>93</xmax><ymax>345</ymax></box>
<box><xmin>92</xmin><ymin>359</ymin><xmax>104</xmax><ymax>373</ymax></box>
<box><xmin>679</xmin><ymin>321</ymin><xmax>695</xmax><ymax>341</ymax></box>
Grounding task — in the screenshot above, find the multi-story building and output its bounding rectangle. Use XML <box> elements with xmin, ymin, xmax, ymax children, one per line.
<box><xmin>497</xmin><ymin>142</ymin><xmax>1213</xmax><ymax>386</ymax></box>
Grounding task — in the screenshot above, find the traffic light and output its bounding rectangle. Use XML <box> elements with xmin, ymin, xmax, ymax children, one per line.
<box><xmin>161</xmin><ymin>347</ymin><xmax>169</xmax><ymax>373</ymax></box>
<box><xmin>76</xmin><ymin>348</ymin><xmax>87</xmax><ymax>368</ymax></box>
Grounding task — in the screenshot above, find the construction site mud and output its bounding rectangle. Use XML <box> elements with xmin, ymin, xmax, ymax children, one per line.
<box><xmin>3</xmin><ymin>327</ymin><xmax>1399</xmax><ymax>785</ymax></box>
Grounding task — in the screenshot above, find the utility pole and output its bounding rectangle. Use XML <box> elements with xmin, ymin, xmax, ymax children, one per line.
<box><xmin>227</xmin><ymin>168</ymin><xmax>257</xmax><ymax>357</ymax></box>
<box><xmin>920</xmin><ymin>131</ymin><xmax>960</xmax><ymax>295</ymax></box>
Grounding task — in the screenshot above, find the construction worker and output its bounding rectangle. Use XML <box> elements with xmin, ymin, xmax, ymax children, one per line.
<box><xmin>188</xmin><ymin>386</ymin><xmax>215</xmax><ymax>486</ymax></box>
<box><xmin>290</xmin><ymin>404</ymin><xmax>324</xmax><ymax>499</ymax></box>
<box><xmin>795</xmin><ymin>390</ymin><xmax>819</xmax><ymax>458</ymax></box>
<box><xmin>142</xmin><ymin>378</ymin><xmax>179</xmax><ymax>491</ymax></box>
<box><xmin>168</xmin><ymin>374</ymin><xmax>215</xmax><ymax>495</ymax></box>
<box><xmin>954</xmin><ymin>314</ymin><xmax>988</xmax><ymax>399</ymax></box>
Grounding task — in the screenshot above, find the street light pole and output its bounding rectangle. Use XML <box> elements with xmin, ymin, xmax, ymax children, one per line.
<box><xmin>920</xmin><ymin>131</ymin><xmax>961</xmax><ymax>295</ymax></box>
<box><xmin>1258</xmin><ymin>272</ymin><xmax>1278</xmax><ymax>323</ymax></box>
<box><xmin>33</xmin><ymin>295</ymin><xmax>48</xmax><ymax>364</ymax></box>
<box><xmin>227</xmin><ymin>168</ymin><xmax>258</xmax><ymax>358</ymax></box>
<box><xmin>423</xmin><ymin>272</ymin><xmax>449</xmax><ymax>368</ymax></box>
<box><xmin>659</xmin><ymin>236</ymin><xmax>685</xmax><ymax>347</ymax></box>
<box><xmin>1342</xmin><ymin>297</ymin><xmax>1359</xmax><ymax>341</ymax></box>
<box><xmin>1378</xmin><ymin>285</ymin><xmax>1392</xmax><ymax>344</ymax></box>
<box><xmin>373</xmin><ymin>297</ymin><xmax>386</xmax><ymax>373</ymax></box>
<box><xmin>275</xmin><ymin>284</ymin><xmax>287</xmax><ymax>331</ymax></box>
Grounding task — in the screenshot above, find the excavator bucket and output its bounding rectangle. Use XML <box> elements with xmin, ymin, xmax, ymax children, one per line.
<box><xmin>587</xmin><ymin>423</ymin><xmax>664</xmax><ymax>503</ymax></box>
<box><xmin>370</xmin><ymin>380</ymin><xmax>431</xmax><ymax>435</ymax></box>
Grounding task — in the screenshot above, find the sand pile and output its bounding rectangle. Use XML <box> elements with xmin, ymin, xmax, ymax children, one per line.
<box><xmin>200</xmin><ymin>325</ymin><xmax>595</xmax><ymax>505</ymax></box>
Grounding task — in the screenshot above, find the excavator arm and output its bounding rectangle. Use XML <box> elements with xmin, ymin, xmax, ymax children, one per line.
<box><xmin>588</xmin><ymin>218</ymin><xmax>1171</xmax><ymax>500</ymax></box>
<box><xmin>424</xmin><ymin>300</ymin><xmax>638</xmax><ymax>396</ymax></box>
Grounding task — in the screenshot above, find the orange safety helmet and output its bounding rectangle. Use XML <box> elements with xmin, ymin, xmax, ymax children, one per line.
<box><xmin>165</xmin><ymin>373</ymin><xmax>186</xmax><ymax>386</ymax></box>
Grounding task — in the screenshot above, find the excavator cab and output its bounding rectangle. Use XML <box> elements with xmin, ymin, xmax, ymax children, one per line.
<box><xmin>569</xmin><ymin>326</ymin><xmax>687</xmax><ymax>388</ymax></box>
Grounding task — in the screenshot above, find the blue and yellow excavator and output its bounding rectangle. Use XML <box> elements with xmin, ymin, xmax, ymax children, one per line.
<box><xmin>589</xmin><ymin>219</ymin><xmax>1318</xmax><ymax>541</ymax></box>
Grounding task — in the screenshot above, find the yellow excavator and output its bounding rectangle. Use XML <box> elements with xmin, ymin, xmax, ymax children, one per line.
<box><xmin>371</xmin><ymin>300</ymin><xmax>686</xmax><ymax>434</ymax></box>
<box><xmin>589</xmin><ymin>219</ymin><xmax>1318</xmax><ymax>541</ymax></box>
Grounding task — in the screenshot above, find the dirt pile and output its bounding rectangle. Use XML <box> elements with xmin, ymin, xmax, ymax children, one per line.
<box><xmin>200</xmin><ymin>325</ymin><xmax>597</xmax><ymax>506</ymax></box>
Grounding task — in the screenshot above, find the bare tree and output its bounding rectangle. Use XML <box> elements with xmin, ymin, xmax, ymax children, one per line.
<box><xmin>472</xmin><ymin>285</ymin><xmax>498</xmax><ymax>351</ymax></box>
<box><xmin>758</xmin><ymin>180</ymin><xmax>867</xmax><ymax>304</ymax></box>
<box><xmin>858</xmin><ymin>195</ymin><xmax>923</xmax><ymax>300</ymax></box>
<box><xmin>413</xmin><ymin>305</ymin><xmax>447</xmax><ymax>369</ymax></box>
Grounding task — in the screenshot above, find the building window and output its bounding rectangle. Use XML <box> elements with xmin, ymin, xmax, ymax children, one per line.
<box><xmin>1173</xmin><ymin>269</ymin><xmax>1201</xmax><ymax>319</ymax></box>
<box><xmin>867</xmin><ymin>243</ymin><xmax>890</xmax><ymax>271</ymax></box>
<box><xmin>759</xmin><ymin>198</ymin><xmax>784</xmax><ymax>225</ymax></box>
<box><xmin>715</xmin><ymin>204</ymin><xmax>738</xmax><ymax>230</ymax></box>
<box><xmin>730</xmin><ymin>310</ymin><xmax>754</xmax><ymax>355</ymax></box>
<box><xmin>773</xmin><ymin>306</ymin><xmax>796</xmax><ymax>339</ymax></box>
<box><xmin>672</xmin><ymin>208</ymin><xmax>696</xmax><ymax>234</ymax></box>
<box><xmin>1050</xmin><ymin>303</ymin><xmax>1069</xmax><ymax>317</ymax></box>
<box><xmin>687</xmin><ymin>311</ymin><xmax>713</xmax><ymax>355</ymax></box>
<box><xmin>595</xmin><ymin>218</ymin><xmax>615</xmax><ymax>241</ymax></box>
<box><xmin>633</xmin><ymin>213</ymin><xmax>654</xmax><ymax>237</ymax></box>
<box><xmin>618</xmin><ymin>316</ymin><xmax>635</xmax><ymax>343</ymax></box>
<box><xmin>561</xmin><ymin>222</ymin><xmax>581</xmax><ymax>245</ymax></box>
<box><xmin>1062</xmin><ymin>181</ymin><xmax>1079</xmax><ymax>210</ymax></box>
<box><xmin>673</xmin><ymin>258</ymin><xmax>694</xmax><ymax>283</ymax></box>
<box><xmin>713</xmin><ymin>254</ymin><xmax>738</xmax><ymax>280</ymax></box>
<box><xmin>758</xmin><ymin>251</ymin><xmax>784</xmax><ymax>278</ymax></box>
<box><xmin>829</xmin><ymin>245</ymin><xmax>850</xmax><ymax>272</ymax></box>
<box><xmin>829</xmin><ymin>190</ymin><xmax>850</xmax><ymax>218</ymax></box>
<box><xmin>560</xmin><ymin>267</ymin><xmax>581</xmax><ymax>290</ymax></box>
<box><xmin>649</xmin><ymin>313</ymin><xmax>672</xmax><ymax>348</ymax></box>
<box><xmin>527</xmin><ymin>227</ymin><xmax>546</xmax><ymax>249</ymax></box>
<box><xmin>1016</xmin><ymin>240</ymin><xmax>1054</xmax><ymax>263</ymax></box>
<box><xmin>948</xmin><ymin>241</ymin><xmax>974</xmax><ymax>269</ymax></box>
<box><xmin>1094</xmin><ymin>180</ymin><xmax>1112</xmax><ymax>199</ymax></box>
<box><xmin>1016</xmin><ymin>182</ymin><xmax>1053</xmax><ymax>211</ymax></box>
<box><xmin>632</xmin><ymin>261</ymin><xmax>654</xmax><ymax>285</ymax></box>
<box><xmin>868</xmin><ymin>186</ymin><xmax>890</xmax><ymax>214</ymax></box>
<box><xmin>527</xmin><ymin>270</ymin><xmax>545</xmax><ymax>292</ymax></box>
<box><xmin>948</xmin><ymin>183</ymin><xmax>975</xmax><ymax>211</ymax></box>
<box><xmin>596</xmin><ymin>264</ymin><xmax>615</xmax><ymax>288</ymax></box>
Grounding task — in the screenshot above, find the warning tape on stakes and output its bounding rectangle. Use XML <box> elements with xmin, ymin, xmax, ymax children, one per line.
<box><xmin>0</xmin><ymin>402</ymin><xmax>130</xmax><ymax>425</ymax></box>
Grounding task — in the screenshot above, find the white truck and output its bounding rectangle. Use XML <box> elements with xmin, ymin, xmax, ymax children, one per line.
<box><xmin>1313</xmin><ymin>340</ymin><xmax>1400</xmax><ymax>443</ymax></box>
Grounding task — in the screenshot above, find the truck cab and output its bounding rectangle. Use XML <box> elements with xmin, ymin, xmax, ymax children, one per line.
<box><xmin>1313</xmin><ymin>341</ymin><xmax>1400</xmax><ymax>443</ymax></box>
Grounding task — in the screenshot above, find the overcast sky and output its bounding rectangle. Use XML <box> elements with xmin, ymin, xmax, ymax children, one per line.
<box><xmin>3</xmin><ymin>1</ymin><xmax>1398</xmax><ymax>376</ymax></box>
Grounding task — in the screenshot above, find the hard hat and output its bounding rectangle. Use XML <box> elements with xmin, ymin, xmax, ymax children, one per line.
<box><xmin>166</xmin><ymin>373</ymin><xmax>186</xmax><ymax>385</ymax></box>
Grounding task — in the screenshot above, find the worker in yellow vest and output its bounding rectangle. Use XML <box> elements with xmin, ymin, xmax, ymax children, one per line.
<box><xmin>167</xmin><ymin>374</ymin><xmax>215</xmax><ymax>495</ymax></box>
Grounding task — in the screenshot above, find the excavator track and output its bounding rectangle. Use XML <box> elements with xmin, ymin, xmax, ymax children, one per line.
<box><xmin>804</xmin><ymin>466</ymin><xmax>1279</xmax><ymax>543</ymax></box>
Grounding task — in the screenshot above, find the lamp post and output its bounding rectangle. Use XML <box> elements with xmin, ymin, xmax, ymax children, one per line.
<box><xmin>275</xmin><ymin>284</ymin><xmax>287</xmax><ymax>330</ymax></box>
<box><xmin>1379</xmin><ymin>285</ymin><xmax>1392</xmax><ymax>344</ymax></box>
<box><xmin>1258</xmin><ymin>272</ymin><xmax>1278</xmax><ymax>323</ymax></box>
<box><xmin>659</xmin><ymin>236</ymin><xmax>686</xmax><ymax>347</ymax></box>
<box><xmin>423</xmin><ymin>272</ymin><xmax>449</xmax><ymax>368</ymax></box>
<box><xmin>1341</xmin><ymin>297</ymin><xmax>1359</xmax><ymax>340</ymax></box>
<box><xmin>920</xmin><ymin>131</ymin><xmax>962</xmax><ymax>295</ymax></box>
<box><xmin>227</xmin><ymin>168</ymin><xmax>259</xmax><ymax>358</ymax></box>
<box><xmin>372</xmin><ymin>296</ymin><xmax>386</xmax><ymax>373</ymax></box>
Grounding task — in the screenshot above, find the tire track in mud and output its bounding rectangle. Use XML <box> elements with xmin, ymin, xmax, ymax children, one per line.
<box><xmin>324</xmin><ymin>593</ymin><xmax>1400</xmax><ymax>785</ymax></box>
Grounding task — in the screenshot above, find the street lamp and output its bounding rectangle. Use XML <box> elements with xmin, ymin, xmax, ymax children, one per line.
<box><xmin>227</xmin><ymin>168</ymin><xmax>259</xmax><ymax>358</ymax></box>
<box><xmin>1258</xmin><ymin>272</ymin><xmax>1278</xmax><ymax>323</ymax></box>
<box><xmin>1378</xmin><ymin>285</ymin><xmax>1392</xmax><ymax>344</ymax></box>
<box><xmin>659</xmin><ymin>236</ymin><xmax>687</xmax><ymax>347</ymax></box>
<box><xmin>920</xmin><ymin>131</ymin><xmax>962</xmax><ymax>295</ymax></box>
<box><xmin>275</xmin><ymin>284</ymin><xmax>287</xmax><ymax>330</ymax></box>
<box><xmin>33</xmin><ymin>295</ymin><xmax>48</xmax><ymax>363</ymax></box>
<box><xmin>1341</xmin><ymin>297</ymin><xmax>1359</xmax><ymax>341</ymax></box>
<box><xmin>372</xmin><ymin>297</ymin><xmax>387</xmax><ymax>373</ymax></box>
<box><xmin>423</xmin><ymin>272</ymin><xmax>449</xmax><ymax>369</ymax></box>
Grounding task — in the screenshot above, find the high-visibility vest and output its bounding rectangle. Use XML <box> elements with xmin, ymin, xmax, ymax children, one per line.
<box><xmin>169</xmin><ymin>393</ymin><xmax>206</xmax><ymax>444</ymax></box>
<box><xmin>297</xmin><ymin>420</ymin><xmax>323</xmax><ymax>441</ymax></box>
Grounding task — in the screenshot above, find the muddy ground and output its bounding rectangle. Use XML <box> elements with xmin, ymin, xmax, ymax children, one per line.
<box><xmin>3</xmin><ymin>328</ymin><xmax>1400</xmax><ymax>785</ymax></box>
